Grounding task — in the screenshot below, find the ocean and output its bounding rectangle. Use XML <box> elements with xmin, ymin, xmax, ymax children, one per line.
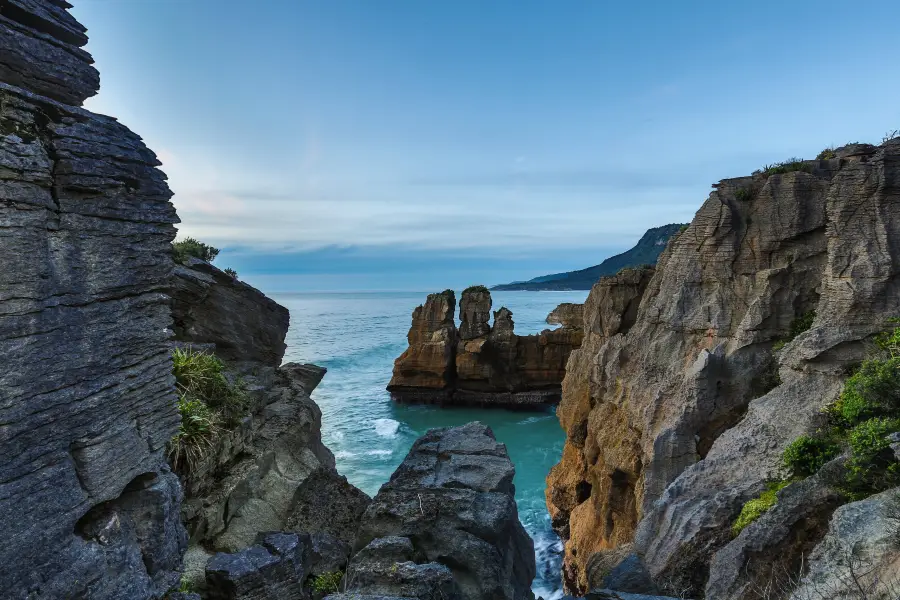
<box><xmin>274</xmin><ymin>290</ymin><xmax>589</xmax><ymax>598</ymax></box>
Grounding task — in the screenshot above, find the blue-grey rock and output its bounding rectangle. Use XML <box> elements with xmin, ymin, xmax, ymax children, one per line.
<box><xmin>348</xmin><ymin>423</ymin><xmax>535</xmax><ymax>600</ymax></box>
<box><xmin>206</xmin><ymin>532</ymin><xmax>312</xmax><ymax>600</ymax></box>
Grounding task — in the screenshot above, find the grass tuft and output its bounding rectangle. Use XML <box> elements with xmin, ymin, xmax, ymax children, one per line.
<box><xmin>168</xmin><ymin>348</ymin><xmax>248</xmax><ymax>473</ymax></box>
<box><xmin>732</xmin><ymin>480</ymin><xmax>791</xmax><ymax>536</ymax></box>
<box><xmin>759</xmin><ymin>158</ymin><xmax>813</xmax><ymax>176</ymax></box>
<box><xmin>311</xmin><ymin>571</ymin><xmax>343</xmax><ymax>594</ymax></box>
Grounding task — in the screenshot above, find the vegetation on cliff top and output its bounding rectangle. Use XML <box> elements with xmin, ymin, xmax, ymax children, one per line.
<box><xmin>463</xmin><ymin>284</ymin><xmax>489</xmax><ymax>295</ymax></box>
<box><xmin>169</xmin><ymin>348</ymin><xmax>248</xmax><ymax>472</ymax></box>
<box><xmin>173</xmin><ymin>237</ymin><xmax>220</xmax><ymax>263</ymax></box>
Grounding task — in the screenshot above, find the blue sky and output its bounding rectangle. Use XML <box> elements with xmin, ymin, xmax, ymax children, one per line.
<box><xmin>72</xmin><ymin>0</ymin><xmax>900</xmax><ymax>291</ymax></box>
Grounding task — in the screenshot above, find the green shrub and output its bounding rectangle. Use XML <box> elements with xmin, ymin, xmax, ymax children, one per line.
<box><xmin>772</xmin><ymin>310</ymin><xmax>816</xmax><ymax>350</ymax></box>
<box><xmin>734</xmin><ymin>187</ymin><xmax>756</xmax><ymax>202</ymax></box>
<box><xmin>844</xmin><ymin>418</ymin><xmax>900</xmax><ymax>494</ymax></box>
<box><xmin>172</xmin><ymin>348</ymin><xmax>248</xmax><ymax>420</ymax></box>
<box><xmin>173</xmin><ymin>237</ymin><xmax>220</xmax><ymax>264</ymax></box>
<box><xmin>223</xmin><ymin>267</ymin><xmax>238</xmax><ymax>279</ymax></box>
<box><xmin>817</xmin><ymin>147</ymin><xmax>837</xmax><ymax>160</ymax></box>
<box><xmin>783</xmin><ymin>435</ymin><xmax>840</xmax><ymax>477</ymax></box>
<box><xmin>789</xmin><ymin>310</ymin><xmax>816</xmax><ymax>338</ymax></box>
<box><xmin>311</xmin><ymin>571</ymin><xmax>343</xmax><ymax>594</ymax></box>
<box><xmin>732</xmin><ymin>481</ymin><xmax>790</xmax><ymax>536</ymax></box>
<box><xmin>761</xmin><ymin>159</ymin><xmax>813</xmax><ymax>176</ymax></box>
<box><xmin>837</xmin><ymin>357</ymin><xmax>900</xmax><ymax>426</ymax></box>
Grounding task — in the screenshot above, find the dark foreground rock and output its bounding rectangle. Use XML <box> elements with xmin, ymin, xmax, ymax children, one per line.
<box><xmin>206</xmin><ymin>532</ymin><xmax>312</xmax><ymax>600</ymax></box>
<box><xmin>347</xmin><ymin>422</ymin><xmax>536</xmax><ymax>600</ymax></box>
<box><xmin>171</xmin><ymin>257</ymin><xmax>290</xmax><ymax>367</ymax></box>
<box><xmin>389</xmin><ymin>288</ymin><xmax>583</xmax><ymax>407</ymax></box>
<box><xmin>0</xmin><ymin>1</ymin><xmax>185</xmax><ymax>597</ymax></box>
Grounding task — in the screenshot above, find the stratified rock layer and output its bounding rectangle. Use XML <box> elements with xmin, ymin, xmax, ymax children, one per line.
<box><xmin>0</xmin><ymin>2</ymin><xmax>184</xmax><ymax>597</ymax></box>
<box><xmin>547</xmin><ymin>142</ymin><xmax>900</xmax><ymax>596</ymax></box>
<box><xmin>389</xmin><ymin>288</ymin><xmax>583</xmax><ymax>406</ymax></box>
<box><xmin>387</xmin><ymin>289</ymin><xmax>457</xmax><ymax>396</ymax></box>
<box><xmin>348</xmin><ymin>422</ymin><xmax>536</xmax><ymax>600</ymax></box>
<box><xmin>172</xmin><ymin>257</ymin><xmax>290</xmax><ymax>367</ymax></box>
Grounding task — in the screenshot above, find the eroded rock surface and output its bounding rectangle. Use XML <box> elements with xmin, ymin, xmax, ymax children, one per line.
<box><xmin>387</xmin><ymin>289</ymin><xmax>457</xmax><ymax>399</ymax></box>
<box><xmin>172</xmin><ymin>257</ymin><xmax>290</xmax><ymax>367</ymax></box>
<box><xmin>347</xmin><ymin>423</ymin><xmax>536</xmax><ymax>600</ymax></box>
<box><xmin>546</xmin><ymin>303</ymin><xmax>584</xmax><ymax>329</ymax></box>
<box><xmin>389</xmin><ymin>288</ymin><xmax>583</xmax><ymax>406</ymax></box>
<box><xmin>181</xmin><ymin>363</ymin><xmax>370</xmax><ymax>553</ymax></box>
<box><xmin>0</xmin><ymin>2</ymin><xmax>184</xmax><ymax>597</ymax></box>
<box><xmin>547</xmin><ymin>142</ymin><xmax>900</xmax><ymax>595</ymax></box>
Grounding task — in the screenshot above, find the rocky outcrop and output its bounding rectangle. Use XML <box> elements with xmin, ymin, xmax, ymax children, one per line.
<box><xmin>172</xmin><ymin>257</ymin><xmax>290</xmax><ymax>367</ymax></box>
<box><xmin>387</xmin><ymin>289</ymin><xmax>457</xmax><ymax>399</ymax></box>
<box><xmin>347</xmin><ymin>422</ymin><xmax>536</xmax><ymax>600</ymax></box>
<box><xmin>0</xmin><ymin>2</ymin><xmax>185</xmax><ymax>598</ymax></box>
<box><xmin>547</xmin><ymin>141</ymin><xmax>900</xmax><ymax>596</ymax></box>
<box><xmin>180</xmin><ymin>361</ymin><xmax>370</xmax><ymax>556</ymax></box>
<box><xmin>547</xmin><ymin>303</ymin><xmax>584</xmax><ymax>329</ymax></box>
<box><xmin>389</xmin><ymin>289</ymin><xmax>583</xmax><ymax>407</ymax></box>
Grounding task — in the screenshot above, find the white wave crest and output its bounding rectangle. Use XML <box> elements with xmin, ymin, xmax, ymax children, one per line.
<box><xmin>334</xmin><ymin>450</ymin><xmax>356</xmax><ymax>459</ymax></box>
<box><xmin>374</xmin><ymin>418</ymin><xmax>400</xmax><ymax>438</ymax></box>
<box><xmin>366</xmin><ymin>449</ymin><xmax>393</xmax><ymax>457</ymax></box>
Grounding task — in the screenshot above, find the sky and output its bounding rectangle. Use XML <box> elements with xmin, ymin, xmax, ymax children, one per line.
<box><xmin>71</xmin><ymin>0</ymin><xmax>900</xmax><ymax>292</ymax></box>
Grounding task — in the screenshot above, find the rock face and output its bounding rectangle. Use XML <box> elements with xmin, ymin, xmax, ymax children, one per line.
<box><xmin>387</xmin><ymin>289</ymin><xmax>457</xmax><ymax>398</ymax></box>
<box><xmin>389</xmin><ymin>288</ymin><xmax>583</xmax><ymax>406</ymax></box>
<box><xmin>547</xmin><ymin>142</ymin><xmax>900</xmax><ymax>596</ymax></box>
<box><xmin>172</xmin><ymin>257</ymin><xmax>290</xmax><ymax>367</ymax></box>
<box><xmin>546</xmin><ymin>303</ymin><xmax>584</xmax><ymax>329</ymax></box>
<box><xmin>0</xmin><ymin>2</ymin><xmax>185</xmax><ymax>598</ymax></box>
<box><xmin>180</xmin><ymin>362</ymin><xmax>370</xmax><ymax>554</ymax></box>
<box><xmin>347</xmin><ymin>423</ymin><xmax>536</xmax><ymax>600</ymax></box>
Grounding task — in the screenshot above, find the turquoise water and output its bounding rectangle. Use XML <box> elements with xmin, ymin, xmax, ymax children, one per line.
<box><xmin>275</xmin><ymin>290</ymin><xmax>588</xmax><ymax>598</ymax></box>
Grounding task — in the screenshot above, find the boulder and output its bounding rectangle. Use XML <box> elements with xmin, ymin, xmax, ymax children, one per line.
<box><xmin>206</xmin><ymin>532</ymin><xmax>312</xmax><ymax>600</ymax></box>
<box><xmin>286</xmin><ymin>467</ymin><xmax>373</xmax><ymax>546</ymax></box>
<box><xmin>348</xmin><ymin>423</ymin><xmax>536</xmax><ymax>600</ymax></box>
<box><xmin>171</xmin><ymin>258</ymin><xmax>290</xmax><ymax>367</ymax></box>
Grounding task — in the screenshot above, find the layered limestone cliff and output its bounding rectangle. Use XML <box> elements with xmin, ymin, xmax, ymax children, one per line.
<box><xmin>168</xmin><ymin>258</ymin><xmax>371</xmax><ymax>594</ymax></box>
<box><xmin>0</xmin><ymin>2</ymin><xmax>185</xmax><ymax>597</ymax></box>
<box><xmin>389</xmin><ymin>288</ymin><xmax>584</xmax><ymax>406</ymax></box>
<box><xmin>546</xmin><ymin>142</ymin><xmax>900</xmax><ymax>597</ymax></box>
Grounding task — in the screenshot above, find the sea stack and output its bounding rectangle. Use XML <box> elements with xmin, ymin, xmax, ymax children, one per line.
<box><xmin>388</xmin><ymin>286</ymin><xmax>584</xmax><ymax>407</ymax></box>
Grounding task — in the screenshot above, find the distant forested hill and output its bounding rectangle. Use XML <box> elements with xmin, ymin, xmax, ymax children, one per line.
<box><xmin>491</xmin><ymin>223</ymin><xmax>686</xmax><ymax>291</ymax></box>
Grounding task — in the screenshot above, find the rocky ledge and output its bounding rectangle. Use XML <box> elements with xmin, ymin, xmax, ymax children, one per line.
<box><xmin>546</xmin><ymin>141</ymin><xmax>900</xmax><ymax>598</ymax></box>
<box><xmin>388</xmin><ymin>287</ymin><xmax>583</xmax><ymax>407</ymax></box>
